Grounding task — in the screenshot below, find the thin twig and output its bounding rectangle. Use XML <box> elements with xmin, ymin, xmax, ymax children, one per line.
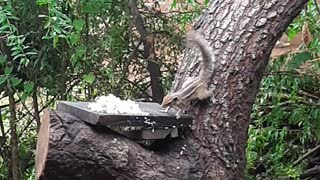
<box><xmin>0</xmin><ymin>109</ymin><xmax>5</xmax><ymax>137</ymax></box>
<box><xmin>298</xmin><ymin>90</ymin><xmax>320</xmax><ymax>100</ymax></box>
<box><xmin>293</xmin><ymin>144</ymin><xmax>320</xmax><ymax>166</ymax></box>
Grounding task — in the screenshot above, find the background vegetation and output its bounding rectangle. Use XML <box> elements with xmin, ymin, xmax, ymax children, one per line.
<box><xmin>0</xmin><ymin>0</ymin><xmax>319</xmax><ymax>179</ymax></box>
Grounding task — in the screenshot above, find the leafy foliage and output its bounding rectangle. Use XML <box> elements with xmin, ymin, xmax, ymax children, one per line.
<box><xmin>0</xmin><ymin>0</ymin><xmax>204</xmax><ymax>179</ymax></box>
<box><xmin>246</xmin><ymin>1</ymin><xmax>320</xmax><ymax>179</ymax></box>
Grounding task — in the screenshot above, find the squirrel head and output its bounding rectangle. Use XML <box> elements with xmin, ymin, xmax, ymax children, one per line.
<box><xmin>161</xmin><ymin>95</ymin><xmax>179</xmax><ymax>108</ymax></box>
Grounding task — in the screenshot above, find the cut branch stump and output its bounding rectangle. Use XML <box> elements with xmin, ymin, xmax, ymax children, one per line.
<box><xmin>36</xmin><ymin>101</ymin><xmax>192</xmax><ymax>180</ymax></box>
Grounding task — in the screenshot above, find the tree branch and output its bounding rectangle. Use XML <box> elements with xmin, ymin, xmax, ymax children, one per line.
<box><xmin>129</xmin><ymin>0</ymin><xmax>164</xmax><ymax>103</ymax></box>
<box><xmin>294</xmin><ymin>144</ymin><xmax>320</xmax><ymax>166</ymax></box>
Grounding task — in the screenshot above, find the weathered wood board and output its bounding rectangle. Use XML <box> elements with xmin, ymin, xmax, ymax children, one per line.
<box><xmin>57</xmin><ymin>101</ymin><xmax>192</xmax><ymax>129</ymax></box>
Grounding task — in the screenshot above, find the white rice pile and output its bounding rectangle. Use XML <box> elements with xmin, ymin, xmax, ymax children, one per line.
<box><xmin>88</xmin><ymin>94</ymin><xmax>149</xmax><ymax>115</ymax></box>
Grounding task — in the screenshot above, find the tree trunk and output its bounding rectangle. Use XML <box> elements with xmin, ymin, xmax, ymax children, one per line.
<box><xmin>36</xmin><ymin>0</ymin><xmax>308</xmax><ymax>179</ymax></box>
<box><xmin>8</xmin><ymin>87</ymin><xmax>21</xmax><ymax>180</ymax></box>
<box><xmin>33</xmin><ymin>88</ymin><xmax>41</xmax><ymax>130</ymax></box>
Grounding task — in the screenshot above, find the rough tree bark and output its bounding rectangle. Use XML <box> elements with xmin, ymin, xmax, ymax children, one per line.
<box><xmin>36</xmin><ymin>0</ymin><xmax>309</xmax><ymax>179</ymax></box>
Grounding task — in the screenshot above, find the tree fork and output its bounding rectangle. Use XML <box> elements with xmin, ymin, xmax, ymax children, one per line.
<box><xmin>36</xmin><ymin>0</ymin><xmax>309</xmax><ymax>179</ymax></box>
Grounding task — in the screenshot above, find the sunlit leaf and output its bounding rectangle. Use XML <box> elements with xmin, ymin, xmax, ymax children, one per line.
<box><xmin>36</xmin><ymin>0</ymin><xmax>49</xmax><ymax>6</ymax></box>
<box><xmin>83</xmin><ymin>73</ymin><xmax>95</xmax><ymax>84</ymax></box>
<box><xmin>53</xmin><ymin>36</ymin><xmax>59</xmax><ymax>47</ymax></box>
<box><xmin>24</xmin><ymin>82</ymin><xmax>34</xmax><ymax>93</ymax></box>
<box><xmin>53</xmin><ymin>26</ymin><xmax>62</xmax><ymax>34</ymax></box>
<box><xmin>13</xmin><ymin>54</ymin><xmax>25</xmax><ymax>61</ymax></box>
<box><xmin>38</xmin><ymin>14</ymin><xmax>48</xmax><ymax>18</ymax></box>
<box><xmin>171</xmin><ymin>0</ymin><xmax>177</xmax><ymax>9</ymax></box>
<box><xmin>26</xmin><ymin>52</ymin><xmax>37</xmax><ymax>55</ymax></box>
<box><xmin>287</xmin><ymin>24</ymin><xmax>300</xmax><ymax>41</ymax></box>
<box><xmin>20</xmin><ymin>58</ymin><xmax>30</xmax><ymax>67</ymax></box>
<box><xmin>73</xmin><ymin>19</ymin><xmax>85</xmax><ymax>31</ymax></box>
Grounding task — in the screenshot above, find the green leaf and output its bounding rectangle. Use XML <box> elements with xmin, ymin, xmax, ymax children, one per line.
<box><xmin>171</xmin><ymin>0</ymin><xmax>177</xmax><ymax>9</ymax></box>
<box><xmin>0</xmin><ymin>24</ymin><xmax>9</xmax><ymax>32</ymax></box>
<box><xmin>26</xmin><ymin>52</ymin><xmax>37</xmax><ymax>55</ymax></box>
<box><xmin>58</xmin><ymin>34</ymin><xmax>67</xmax><ymax>38</ymax></box>
<box><xmin>20</xmin><ymin>58</ymin><xmax>30</xmax><ymax>67</ymax></box>
<box><xmin>53</xmin><ymin>26</ymin><xmax>62</xmax><ymax>34</ymax></box>
<box><xmin>42</xmin><ymin>35</ymin><xmax>51</xmax><ymax>40</ymax></box>
<box><xmin>287</xmin><ymin>52</ymin><xmax>312</xmax><ymax>69</ymax></box>
<box><xmin>83</xmin><ymin>4</ymin><xmax>95</xmax><ymax>14</ymax></box>
<box><xmin>70</xmin><ymin>32</ymin><xmax>80</xmax><ymax>45</ymax></box>
<box><xmin>11</xmin><ymin>77</ymin><xmax>22</xmax><ymax>87</ymax></box>
<box><xmin>75</xmin><ymin>46</ymin><xmax>86</xmax><ymax>57</ymax></box>
<box><xmin>83</xmin><ymin>73</ymin><xmax>95</xmax><ymax>84</ymax></box>
<box><xmin>73</xmin><ymin>19</ymin><xmax>85</xmax><ymax>31</ymax></box>
<box><xmin>287</xmin><ymin>27</ymin><xmax>299</xmax><ymax>41</ymax></box>
<box><xmin>5</xmin><ymin>67</ymin><xmax>13</xmax><ymax>74</ymax></box>
<box><xmin>24</xmin><ymin>82</ymin><xmax>34</xmax><ymax>93</ymax></box>
<box><xmin>12</xmin><ymin>49</ymin><xmax>22</xmax><ymax>57</ymax></box>
<box><xmin>21</xmin><ymin>92</ymin><xmax>29</xmax><ymax>101</ymax></box>
<box><xmin>13</xmin><ymin>54</ymin><xmax>25</xmax><ymax>61</ymax></box>
<box><xmin>0</xmin><ymin>75</ymin><xmax>7</xmax><ymax>85</ymax></box>
<box><xmin>36</xmin><ymin>0</ymin><xmax>49</xmax><ymax>6</ymax></box>
<box><xmin>11</xmin><ymin>46</ymin><xmax>22</xmax><ymax>51</ymax></box>
<box><xmin>0</xmin><ymin>55</ymin><xmax>6</xmax><ymax>66</ymax></box>
<box><xmin>21</xmin><ymin>36</ymin><xmax>27</xmax><ymax>43</ymax></box>
<box><xmin>23</xmin><ymin>45</ymin><xmax>30</xmax><ymax>49</ymax></box>
<box><xmin>53</xmin><ymin>36</ymin><xmax>59</xmax><ymax>47</ymax></box>
<box><xmin>7</xmin><ymin>16</ymin><xmax>19</xmax><ymax>21</ymax></box>
<box><xmin>0</xmin><ymin>17</ymin><xmax>5</xmax><ymax>24</ymax></box>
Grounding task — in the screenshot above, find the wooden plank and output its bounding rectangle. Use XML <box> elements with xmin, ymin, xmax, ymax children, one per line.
<box><xmin>57</xmin><ymin>101</ymin><xmax>192</xmax><ymax>129</ymax></box>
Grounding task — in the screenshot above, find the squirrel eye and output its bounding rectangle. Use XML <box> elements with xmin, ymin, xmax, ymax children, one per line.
<box><xmin>173</xmin><ymin>97</ymin><xmax>178</xmax><ymax>102</ymax></box>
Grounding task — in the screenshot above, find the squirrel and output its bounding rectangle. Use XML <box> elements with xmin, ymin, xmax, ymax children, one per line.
<box><xmin>161</xmin><ymin>30</ymin><xmax>214</xmax><ymax>119</ymax></box>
